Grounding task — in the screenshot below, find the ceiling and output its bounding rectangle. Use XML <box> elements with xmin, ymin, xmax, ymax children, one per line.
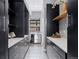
<box><xmin>24</xmin><ymin>0</ymin><xmax>58</xmax><ymax>13</ymax></box>
<box><xmin>24</xmin><ymin>0</ymin><xmax>58</xmax><ymax>19</ymax></box>
<box><xmin>24</xmin><ymin>0</ymin><xmax>43</xmax><ymax>12</ymax></box>
<box><xmin>30</xmin><ymin>11</ymin><xmax>41</xmax><ymax>19</ymax></box>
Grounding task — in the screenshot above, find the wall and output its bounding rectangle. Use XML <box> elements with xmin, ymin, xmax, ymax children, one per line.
<box><xmin>41</xmin><ymin>0</ymin><xmax>56</xmax><ymax>49</ymax></box>
<box><xmin>67</xmin><ymin>0</ymin><xmax>78</xmax><ymax>57</ymax></box>
<box><xmin>59</xmin><ymin>0</ymin><xmax>68</xmax><ymax>38</ymax></box>
<box><xmin>40</xmin><ymin>0</ymin><xmax>46</xmax><ymax>49</ymax></box>
<box><xmin>59</xmin><ymin>16</ymin><xmax>68</xmax><ymax>38</ymax></box>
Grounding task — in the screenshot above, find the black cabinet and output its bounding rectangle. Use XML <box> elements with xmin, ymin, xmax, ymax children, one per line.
<box><xmin>67</xmin><ymin>0</ymin><xmax>78</xmax><ymax>58</ymax></box>
<box><xmin>8</xmin><ymin>0</ymin><xmax>29</xmax><ymax>37</ymax></box>
<box><xmin>14</xmin><ymin>2</ymin><xmax>25</xmax><ymax>37</ymax></box>
<box><xmin>47</xmin><ymin>4</ymin><xmax>59</xmax><ymax>36</ymax></box>
<box><xmin>24</xmin><ymin>8</ymin><xmax>29</xmax><ymax>35</ymax></box>
<box><xmin>0</xmin><ymin>0</ymin><xmax>8</xmax><ymax>59</ymax></box>
<box><xmin>8</xmin><ymin>0</ymin><xmax>16</xmax><ymax>32</ymax></box>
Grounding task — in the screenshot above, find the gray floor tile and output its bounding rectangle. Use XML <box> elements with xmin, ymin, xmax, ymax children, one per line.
<box><xmin>24</xmin><ymin>44</ymin><xmax>61</xmax><ymax>59</ymax></box>
<box><xmin>24</xmin><ymin>44</ymin><xmax>48</xmax><ymax>59</ymax></box>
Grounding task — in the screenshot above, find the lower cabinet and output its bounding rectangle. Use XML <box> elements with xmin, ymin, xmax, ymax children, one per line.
<box><xmin>47</xmin><ymin>40</ymin><xmax>66</xmax><ymax>59</ymax></box>
<box><xmin>53</xmin><ymin>45</ymin><xmax>66</xmax><ymax>59</ymax></box>
<box><xmin>9</xmin><ymin>38</ymin><xmax>29</xmax><ymax>59</ymax></box>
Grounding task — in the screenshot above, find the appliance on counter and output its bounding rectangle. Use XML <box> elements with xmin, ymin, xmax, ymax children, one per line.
<box><xmin>30</xmin><ymin>34</ymin><xmax>42</xmax><ymax>44</ymax></box>
<box><xmin>34</xmin><ymin>34</ymin><xmax>41</xmax><ymax>43</ymax></box>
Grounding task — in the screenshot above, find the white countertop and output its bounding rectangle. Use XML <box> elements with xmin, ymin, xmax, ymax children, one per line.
<box><xmin>24</xmin><ymin>35</ymin><xmax>28</xmax><ymax>38</ymax></box>
<box><xmin>8</xmin><ymin>38</ymin><xmax>24</xmax><ymax>48</ymax></box>
<box><xmin>47</xmin><ymin>37</ymin><xmax>67</xmax><ymax>53</ymax></box>
<box><xmin>8</xmin><ymin>35</ymin><xmax>28</xmax><ymax>48</ymax></box>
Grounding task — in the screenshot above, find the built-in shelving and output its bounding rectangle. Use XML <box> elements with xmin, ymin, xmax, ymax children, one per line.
<box><xmin>30</xmin><ymin>20</ymin><xmax>40</xmax><ymax>32</ymax></box>
<box><xmin>8</xmin><ymin>0</ymin><xmax>29</xmax><ymax>37</ymax></box>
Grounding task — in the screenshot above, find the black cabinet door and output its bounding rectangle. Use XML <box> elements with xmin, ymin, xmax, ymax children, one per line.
<box><xmin>24</xmin><ymin>7</ymin><xmax>29</xmax><ymax>35</ymax></box>
<box><xmin>0</xmin><ymin>0</ymin><xmax>8</xmax><ymax>59</ymax></box>
<box><xmin>68</xmin><ymin>0</ymin><xmax>78</xmax><ymax>58</ymax></box>
<box><xmin>47</xmin><ymin>4</ymin><xmax>59</xmax><ymax>36</ymax></box>
<box><xmin>14</xmin><ymin>2</ymin><xmax>25</xmax><ymax>37</ymax></box>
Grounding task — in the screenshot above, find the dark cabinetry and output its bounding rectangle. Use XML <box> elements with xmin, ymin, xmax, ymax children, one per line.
<box><xmin>0</xmin><ymin>0</ymin><xmax>8</xmax><ymax>59</ymax></box>
<box><xmin>8</xmin><ymin>0</ymin><xmax>29</xmax><ymax>37</ymax></box>
<box><xmin>47</xmin><ymin>4</ymin><xmax>59</xmax><ymax>36</ymax></box>
<box><xmin>14</xmin><ymin>2</ymin><xmax>25</xmax><ymax>37</ymax></box>
<box><xmin>24</xmin><ymin>8</ymin><xmax>29</xmax><ymax>35</ymax></box>
<box><xmin>67</xmin><ymin>0</ymin><xmax>78</xmax><ymax>58</ymax></box>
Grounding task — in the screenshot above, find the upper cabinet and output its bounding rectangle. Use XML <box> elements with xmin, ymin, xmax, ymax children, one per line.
<box><xmin>8</xmin><ymin>0</ymin><xmax>29</xmax><ymax>37</ymax></box>
<box><xmin>53</xmin><ymin>2</ymin><xmax>68</xmax><ymax>21</ymax></box>
<box><xmin>47</xmin><ymin>4</ymin><xmax>59</xmax><ymax>36</ymax></box>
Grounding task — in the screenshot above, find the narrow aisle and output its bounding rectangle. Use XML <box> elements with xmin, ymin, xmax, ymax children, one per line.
<box><xmin>24</xmin><ymin>44</ymin><xmax>48</xmax><ymax>59</ymax></box>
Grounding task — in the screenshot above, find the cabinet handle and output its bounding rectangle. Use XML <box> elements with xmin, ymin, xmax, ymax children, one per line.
<box><xmin>3</xmin><ymin>16</ymin><xmax>5</xmax><ymax>32</ymax></box>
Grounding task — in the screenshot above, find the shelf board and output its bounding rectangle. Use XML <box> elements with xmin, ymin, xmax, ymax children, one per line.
<box><xmin>30</xmin><ymin>27</ymin><xmax>40</xmax><ymax>28</ymax></box>
<box><xmin>30</xmin><ymin>20</ymin><xmax>40</xmax><ymax>21</ymax></box>
<box><xmin>30</xmin><ymin>23</ymin><xmax>40</xmax><ymax>24</ymax></box>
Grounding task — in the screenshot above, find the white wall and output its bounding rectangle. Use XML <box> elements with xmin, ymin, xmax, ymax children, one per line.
<box><xmin>59</xmin><ymin>16</ymin><xmax>68</xmax><ymax>38</ymax></box>
<box><xmin>59</xmin><ymin>0</ymin><xmax>68</xmax><ymax>39</ymax></box>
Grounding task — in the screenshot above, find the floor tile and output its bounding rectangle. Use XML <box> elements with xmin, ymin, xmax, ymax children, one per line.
<box><xmin>24</xmin><ymin>44</ymin><xmax>48</xmax><ymax>59</ymax></box>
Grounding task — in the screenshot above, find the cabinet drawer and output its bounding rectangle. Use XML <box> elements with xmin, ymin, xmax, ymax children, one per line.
<box><xmin>53</xmin><ymin>45</ymin><xmax>65</xmax><ymax>59</ymax></box>
<box><xmin>9</xmin><ymin>45</ymin><xmax>18</xmax><ymax>59</ymax></box>
<box><xmin>9</xmin><ymin>39</ymin><xmax>29</xmax><ymax>59</ymax></box>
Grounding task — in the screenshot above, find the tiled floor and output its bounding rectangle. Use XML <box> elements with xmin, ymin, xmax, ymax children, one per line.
<box><xmin>24</xmin><ymin>44</ymin><xmax>48</xmax><ymax>59</ymax></box>
<box><xmin>47</xmin><ymin>45</ymin><xmax>61</xmax><ymax>59</ymax></box>
<box><xmin>24</xmin><ymin>44</ymin><xmax>62</xmax><ymax>59</ymax></box>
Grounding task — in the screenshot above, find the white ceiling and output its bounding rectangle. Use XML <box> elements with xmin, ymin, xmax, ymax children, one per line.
<box><xmin>24</xmin><ymin>0</ymin><xmax>43</xmax><ymax>12</ymax></box>
<box><xmin>24</xmin><ymin>0</ymin><xmax>58</xmax><ymax>19</ymax></box>
<box><xmin>30</xmin><ymin>11</ymin><xmax>41</xmax><ymax>20</ymax></box>
<box><xmin>24</xmin><ymin>0</ymin><xmax>58</xmax><ymax>12</ymax></box>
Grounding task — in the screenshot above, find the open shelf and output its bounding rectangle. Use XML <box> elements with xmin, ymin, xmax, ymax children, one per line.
<box><xmin>29</xmin><ymin>19</ymin><xmax>40</xmax><ymax>32</ymax></box>
<box><xmin>8</xmin><ymin>0</ymin><xmax>29</xmax><ymax>37</ymax></box>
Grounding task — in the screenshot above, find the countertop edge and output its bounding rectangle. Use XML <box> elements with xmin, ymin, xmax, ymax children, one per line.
<box><xmin>47</xmin><ymin>37</ymin><xmax>67</xmax><ymax>53</ymax></box>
